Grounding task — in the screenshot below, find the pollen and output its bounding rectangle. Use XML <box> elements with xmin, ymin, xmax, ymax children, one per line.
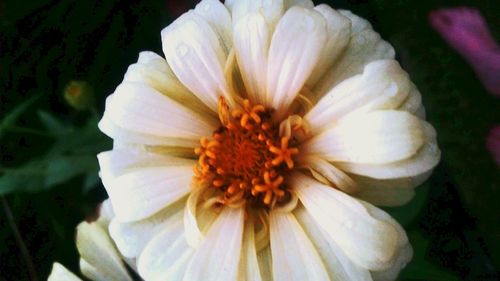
<box><xmin>194</xmin><ymin>98</ymin><xmax>299</xmax><ymax>208</ymax></box>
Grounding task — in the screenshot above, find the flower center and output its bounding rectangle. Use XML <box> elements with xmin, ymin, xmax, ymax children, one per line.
<box><xmin>194</xmin><ymin>98</ymin><xmax>299</xmax><ymax>208</ymax></box>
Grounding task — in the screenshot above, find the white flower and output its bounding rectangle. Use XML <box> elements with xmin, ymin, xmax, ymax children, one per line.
<box><xmin>97</xmin><ymin>0</ymin><xmax>440</xmax><ymax>280</ymax></box>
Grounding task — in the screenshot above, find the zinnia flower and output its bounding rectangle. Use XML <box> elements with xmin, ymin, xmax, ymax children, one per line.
<box><xmin>97</xmin><ymin>0</ymin><xmax>441</xmax><ymax>280</ymax></box>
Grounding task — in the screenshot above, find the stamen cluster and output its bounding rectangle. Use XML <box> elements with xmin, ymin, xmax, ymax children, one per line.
<box><xmin>194</xmin><ymin>99</ymin><xmax>299</xmax><ymax>208</ymax></box>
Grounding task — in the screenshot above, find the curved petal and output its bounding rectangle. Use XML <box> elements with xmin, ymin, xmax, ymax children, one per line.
<box><xmin>123</xmin><ymin>51</ymin><xmax>213</xmax><ymax>118</ymax></box>
<box><xmin>294</xmin><ymin>206</ymin><xmax>372</xmax><ymax>281</ymax></box>
<box><xmin>109</xmin><ymin>201</ymin><xmax>184</xmax><ymax>258</ymax></box>
<box><xmin>137</xmin><ymin>214</ymin><xmax>194</xmax><ymax>281</ymax></box>
<box><xmin>398</xmin><ymin>83</ymin><xmax>425</xmax><ymax>118</ymax></box>
<box><xmin>80</xmin><ymin>259</ymin><xmax>107</xmax><ymax>281</ymax></box>
<box><xmin>161</xmin><ymin>11</ymin><xmax>234</xmax><ymax>111</ymax></box>
<box><xmin>284</xmin><ymin>0</ymin><xmax>314</xmax><ymax>9</ymax></box>
<box><xmin>291</xmin><ymin>173</ymin><xmax>403</xmax><ymax>270</ymax></box>
<box><xmin>233</xmin><ymin>12</ymin><xmax>271</xmax><ymax>104</ymax></box>
<box><xmin>336</xmin><ymin>121</ymin><xmax>440</xmax><ymax>179</ymax></box>
<box><xmin>99</xmin><ymin>95</ymin><xmax>201</xmax><ymax>148</ymax></box>
<box><xmin>194</xmin><ymin>0</ymin><xmax>233</xmax><ymax>53</ymax></box>
<box><xmin>184</xmin><ymin>207</ymin><xmax>245</xmax><ymax>281</ymax></box>
<box><xmin>313</xmin><ymin>11</ymin><xmax>395</xmax><ymax>101</ymax></box>
<box><xmin>103</xmin><ymin>82</ymin><xmax>216</xmax><ymax>139</ymax></box>
<box><xmin>303</xmin><ymin>111</ymin><xmax>425</xmax><ymax>164</ymax></box>
<box><xmin>229</xmin><ymin>0</ymin><xmax>284</xmax><ymax>28</ymax></box>
<box><xmin>48</xmin><ymin>263</ymin><xmax>82</xmax><ymax>281</ymax></box>
<box><xmin>269</xmin><ymin>211</ymin><xmax>330</xmax><ymax>281</ymax></box>
<box><xmin>306</xmin><ymin>60</ymin><xmax>411</xmax><ymax>133</ymax></box>
<box><xmin>300</xmin><ymin>155</ymin><xmax>357</xmax><ymax>194</ymax></box>
<box><xmin>306</xmin><ymin>5</ymin><xmax>351</xmax><ymax>88</ymax></box>
<box><xmin>267</xmin><ymin>6</ymin><xmax>327</xmax><ymax>118</ymax></box>
<box><xmin>76</xmin><ymin>222</ymin><xmax>132</xmax><ymax>281</ymax></box>
<box><xmin>257</xmin><ymin>246</ymin><xmax>274</xmax><ymax>281</ymax></box>
<box><xmin>104</xmin><ymin>165</ymin><xmax>193</xmax><ymax>222</ymax></box>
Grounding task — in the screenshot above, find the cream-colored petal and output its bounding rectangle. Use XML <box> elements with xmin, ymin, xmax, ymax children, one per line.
<box><xmin>99</xmin><ymin>95</ymin><xmax>200</xmax><ymax>148</ymax></box>
<box><xmin>359</xmin><ymin>201</ymin><xmax>412</xmax><ymax>280</ymax></box>
<box><xmin>48</xmin><ymin>263</ymin><xmax>82</xmax><ymax>281</ymax></box>
<box><xmin>161</xmin><ymin>11</ymin><xmax>234</xmax><ymax>111</ymax></box>
<box><xmin>123</xmin><ymin>51</ymin><xmax>213</xmax><ymax>118</ymax></box>
<box><xmin>398</xmin><ymin>83</ymin><xmax>425</xmax><ymax>118</ymax></box>
<box><xmin>239</xmin><ymin>222</ymin><xmax>263</xmax><ymax>281</ymax></box>
<box><xmin>183</xmin><ymin>186</ymin><xmax>205</xmax><ymax>248</ymax></box>
<box><xmin>284</xmin><ymin>0</ymin><xmax>314</xmax><ymax>9</ymax></box>
<box><xmin>229</xmin><ymin>0</ymin><xmax>284</xmax><ymax>28</ymax></box>
<box><xmin>294</xmin><ymin>206</ymin><xmax>372</xmax><ymax>281</ymax></box>
<box><xmin>184</xmin><ymin>207</ymin><xmax>245</xmax><ymax>281</ymax></box>
<box><xmin>306</xmin><ymin>5</ymin><xmax>351</xmax><ymax>88</ymax></box>
<box><xmin>303</xmin><ymin>110</ymin><xmax>425</xmax><ymax>164</ymax></box>
<box><xmin>137</xmin><ymin>214</ymin><xmax>194</xmax><ymax>281</ymax></box>
<box><xmin>194</xmin><ymin>0</ymin><xmax>233</xmax><ymax>53</ymax></box>
<box><xmin>233</xmin><ymin>12</ymin><xmax>270</xmax><ymax>104</ymax></box>
<box><xmin>97</xmin><ymin>199</ymin><xmax>114</xmax><ymax>228</ymax></box>
<box><xmin>267</xmin><ymin>7</ymin><xmax>327</xmax><ymax>118</ymax></box>
<box><xmin>292</xmin><ymin>173</ymin><xmax>402</xmax><ymax>270</ymax></box>
<box><xmin>80</xmin><ymin>259</ymin><xmax>107</xmax><ymax>281</ymax></box>
<box><xmin>336</xmin><ymin>121</ymin><xmax>440</xmax><ymax>179</ymax></box>
<box><xmin>269</xmin><ymin>211</ymin><xmax>330</xmax><ymax>281</ymax></box>
<box><xmin>104</xmin><ymin>82</ymin><xmax>216</xmax><ymax>139</ymax></box>
<box><xmin>313</xmin><ymin>12</ymin><xmax>394</xmax><ymax>101</ymax></box>
<box><xmin>104</xmin><ymin>165</ymin><xmax>193</xmax><ymax>222</ymax></box>
<box><xmin>257</xmin><ymin>246</ymin><xmax>274</xmax><ymax>281</ymax></box>
<box><xmin>306</xmin><ymin>60</ymin><xmax>411</xmax><ymax>133</ymax></box>
<box><xmin>76</xmin><ymin>222</ymin><xmax>132</xmax><ymax>281</ymax></box>
<box><xmin>109</xmin><ymin>200</ymin><xmax>184</xmax><ymax>258</ymax></box>
<box><xmin>300</xmin><ymin>155</ymin><xmax>357</xmax><ymax>193</ymax></box>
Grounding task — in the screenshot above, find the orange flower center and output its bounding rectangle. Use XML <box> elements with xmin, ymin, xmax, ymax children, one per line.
<box><xmin>194</xmin><ymin>98</ymin><xmax>299</xmax><ymax>208</ymax></box>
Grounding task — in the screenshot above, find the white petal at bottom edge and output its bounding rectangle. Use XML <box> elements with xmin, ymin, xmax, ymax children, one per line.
<box><xmin>183</xmin><ymin>207</ymin><xmax>245</xmax><ymax>281</ymax></box>
<box><xmin>80</xmin><ymin>259</ymin><xmax>107</xmax><ymax>281</ymax></box>
<box><xmin>137</xmin><ymin>213</ymin><xmax>194</xmax><ymax>281</ymax></box>
<box><xmin>76</xmin><ymin>222</ymin><xmax>132</xmax><ymax>281</ymax></box>
<box><xmin>294</xmin><ymin>206</ymin><xmax>372</xmax><ymax>281</ymax></box>
<box><xmin>105</xmin><ymin>165</ymin><xmax>193</xmax><ymax>222</ymax></box>
<box><xmin>109</xmin><ymin>200</ymin><xmax>185</xmax><ymax>258</ymax></box>
<box><xmin>291</xmin><ymin>173</ymin><xmax>403</xmax><ymax>271</ymax></box>
<box><xmin>48</xmin><ymin>263</ymin><xmax>82</xmax><ymax>281</ymax></box>
<box><xmin>239</xmin><ymin>222</ymin><xmax>263</xmax><ymax>281</ymax></box>
<box><xmin>269</xmin><ymin>211</ymin><xmax>330</xmax><ymax>281</ymax></box>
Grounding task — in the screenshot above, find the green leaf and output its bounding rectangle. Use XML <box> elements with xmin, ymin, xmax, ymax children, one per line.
<box><xmin>37</xmin><ymin>110</ymin><xmax>73</xmax><ymax>135</ymax></box>
<box><xmin>0</xmin><ymin>94</ymin><xmax>41</xmax><ymax>139</ymax></box>
<box><xmin>44</xmin><ymin>155</ymin><xmax>99</xmax><ymax>187</ymax></box>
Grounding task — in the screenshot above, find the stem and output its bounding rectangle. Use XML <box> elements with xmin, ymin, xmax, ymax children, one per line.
<box><xmin>1</xmin><ymin>196</ymin><xmax>39</xmax><ymax>281</ymax></box>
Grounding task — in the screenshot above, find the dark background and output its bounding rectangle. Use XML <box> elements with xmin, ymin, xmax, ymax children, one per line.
<box><xmin>0</xmin><ymin>0</ymin><xmax>499</xmax><ymax>280</ymax></box>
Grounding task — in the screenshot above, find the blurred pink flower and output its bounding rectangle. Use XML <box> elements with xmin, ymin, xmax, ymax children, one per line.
<box><xmin>429</xmin><ymin>7</ymin><xmax>500</xmax><ymax>96</ymax></box>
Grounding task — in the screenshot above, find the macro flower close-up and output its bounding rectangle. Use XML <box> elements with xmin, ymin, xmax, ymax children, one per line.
<box><xmin>88</xmin><ymin>0</ymin><xmax>441</xmax><ymax>280</ymax></box>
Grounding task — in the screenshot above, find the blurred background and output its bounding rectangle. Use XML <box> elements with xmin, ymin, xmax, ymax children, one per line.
<box><xmin>0</xmin><ymin>0</ymin><xmax>499</xmax><ymax>280</ymax></box>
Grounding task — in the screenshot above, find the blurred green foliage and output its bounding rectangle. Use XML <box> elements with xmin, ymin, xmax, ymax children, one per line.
<box><xmin>1</xmin><ymin>0</ymin><xmax>499</xmax><ymax>280</ymax></box>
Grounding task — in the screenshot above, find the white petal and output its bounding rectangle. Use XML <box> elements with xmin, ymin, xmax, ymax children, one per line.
<box><xmin>306</xmin><ymin>5</ymin><xmax>351</xmax><ymax>88</ymax></box>
<box><xmin>183</xmin><ymin>187</ymin><xmax>205</xmax><ymax>248</ymax></box>
<box><xmin>137</xmin><ymin>214</ymin><xmax>194</xmax><ymax>281</ymax></box>
<box><xmin>292</xmin><ymin>173</ymin><xmax>402</xmax><ymax>270</ymax></box>
<box><xmin>104</xmin><ymin>165</ymin><xmax>193</xmax><ymax>222</ymax></box>
<box><xmin>161</xmin><ymin>11</ymin><xmax>233</xmax><ymax>111</ymax></box>
<box><xmin>48</xmin><ymin>263</ymin><xmax>82</xmax><ymax>281</ymax></box>
<box><xmin>233</xmin><ymin>12</ymin><xmax>270</xmax><ymax>104</ymax></box>
<box><xmin>109</xmin><ymin>201</ymin><xmax>184</xmax><ymax>258</ymax></box>
<box><xmin>284</xmin><ymin>0</ymin><xmax>314</xmax><ymax>9</ymax></box>
<box><xmin>269</xmin><ymin>211</ymin><xmax>330</xmax><ymax>281</ymax></box>
<box><xmin>303</xmin><ymin>110</ymin><xmax>425</xmax><ymax>164</ymax></box>
<box><xmin>294</xmin><ymin>206</ymin><xmax>372</xmax><ymax>281</ymax></box>
<box><xmin>80</xmin><ymin>259</ymin><xmax>107</xmax><ymax>281</ymax></box>
<box><xmin>239</xmin><ymin>222</ymin><xmax>263</xmax><ymax>281</ymax></box>
<box><xmin>230</xmin><ymin>0</ymin><xmax>284</xmax><ymax>28</ymax></box>
<box><xmin>313</xmin><ymin>11</ymin><xmax>394</xmax><ymax>100</ymax></box>
<box><xmin>194</xmin><ymin>0</ymin><xmax>233</xmax><ymax>53</ymax></box>
<box><xmin>300</xmin><ymin>155</ymin><xmax>357</xmax><ymax>193</ymax></box>
<box><xmin>398</xmin><ymin>83</ymin><xmax>425</xmax><ymax>118</ymax></box>
<box><xmin>97</xmin><ymin>199</ymin><xmax>115</xmax><ymax>227</ymax></box>
<box><xmin>306</xmin><ymin>60</ymin><xmax>411</xmax><ymax>133</ymax></box>
<box><xmin>123</xmin><ymin>51</ymin><xmax>213</xmax><ymax>117</ymax></box>
<box><xmin>104</xmin><ymin>82</ymin><xmax>216</xmax><ymax>139</ymax></box>
<box><xmin>184</xmin><ymin>207</ymin><xmax>245</xmax><ymax>281</ymax></box>
<box><xmin>99</xmin><ymin>95</ymin><xmax>200</xmax><ymax>147</ymax></box>
<box><xmin>257</xmin><ymin>246</ymin><xmax>274</xmax><ymax>281</ymax></box>
<box><xmin>76</xmin><ymin>222</ymin><xmax>132</xmax><ymax>281</ymax></box>
<box><xmin>267</xmin><ymin>7</ymin><xmax>327</xmax><ymax>117</ymax></box>
<box><xmin>336</xmin><ymin>121</ymin><xmax>440</xmax><ymax>179</ymax></box>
